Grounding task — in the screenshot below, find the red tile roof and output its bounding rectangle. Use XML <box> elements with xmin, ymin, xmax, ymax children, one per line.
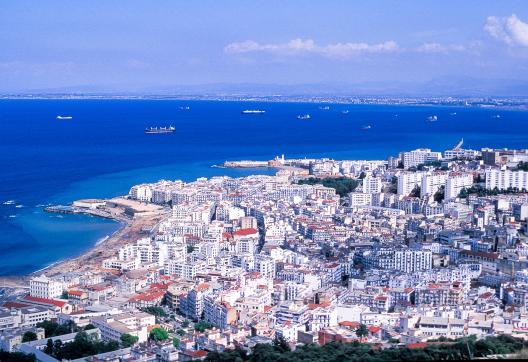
<box><xmin>68</xmin><ymin>290</ymin><xmax>85</xmax><ymax>297</ymax></box>
<box><xmin>3</xmin><ymin>301</ymin><xmax>31</xmax><ymax>309</ymax></box>
<box><xmin>339</xmin><ymin>321</ymin><xmax>360</xmax><ymax>328</ymax></box>
<box><xmin>368</xmin><ymin>326</ymin><xmax>381</xmax><ymax>333</ymax></box>
<box><xmin>22</xmin><ymin>295</ymin><xmax>67</xmax><ymax>308</ymax></box>
<box><xmin>129</xmin><ymin>290</ymin><xmax>165</xmax><ymax>302</ymax></box>
<box><xmin>196</xmin><ymin>283</ymin><xmax>210</xmax><ymax>291</ymax></box>
<box><xmin>234</xmin><ymin>228</ymin><xmax>258</xmax><ymax>236</ymax></box>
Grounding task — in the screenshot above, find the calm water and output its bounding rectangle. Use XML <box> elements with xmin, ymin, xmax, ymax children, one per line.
<box><xmin>1</xmin><ymin>99</ymin><xmax>527</xmax><ymax>275</ymax></box>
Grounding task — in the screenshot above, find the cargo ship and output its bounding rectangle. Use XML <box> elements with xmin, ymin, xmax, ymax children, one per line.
<box><xmin>145</xmin><ymin>126</ymin><xmax>175</xmax><ymax>134</ymax></box>
<box><xmin>56</xmin><ymin>115</ymin><xmax>73</xmax><ymax>120</ymax></box>
<box><xmin>297</xmin><ymin>114</ymin><xmax>311</xmax><ymax>120</ymax></box>
<box><xmin>241</xmin><ymin>109</ymin><xmax>266</xmax><ymax>114</ymax></box>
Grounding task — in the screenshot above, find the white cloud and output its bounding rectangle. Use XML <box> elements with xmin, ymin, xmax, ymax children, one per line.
<box><xmin>484</xmin><ymin>14</ymin><xmax>528</xmax><ymax>46</ymax></box>
<box><xmin>224</xmin><ymin>38</ymin><xmax>399</xmax><ymax>58</ymax></box>
<box><xmin>417</xmin><ymin>42</ymin><xmax>466</xmax><ymax>54</ymax></box>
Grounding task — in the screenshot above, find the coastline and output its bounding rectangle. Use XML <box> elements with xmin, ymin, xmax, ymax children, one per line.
<box><xmin>0</xmin><ymin>197</ymin><xmax>170</xmax><ymax>287</ymax></box>
<box><xmin>39</xmin><ymin>197</ymin><xmax>170</xmax><ymax>278</ymax></box>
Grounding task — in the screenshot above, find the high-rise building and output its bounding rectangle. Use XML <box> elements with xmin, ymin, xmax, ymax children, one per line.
<box><xmin>400</xmin><ymin>148</ymin><xmax>442</xmax><ymax>169</ymax></box>
<box><xmin>485</xmin><ymin>169</ymin><xmax>528</xmax><ymax>191</ymax></box>
<box><xmin>421</xmin><ymin>172</ymin><xmax>448</xmax><ymax>197</ymax></box>
<box><xmin>445</xmin><ymin>173</ymin><xmax>473</xmax><ymax>200</ymax></box>
<box><xmin>397</xmin><ymin>172</ymin><xmax>426</xmax><ymax>195</ymax></box>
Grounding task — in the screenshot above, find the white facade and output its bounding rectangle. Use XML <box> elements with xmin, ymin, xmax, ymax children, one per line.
<box><xmin>394</xmin><ymin>250</ymin><xmax>433</xmax><ymax>273</ymax></box>
<box><xmin>361</xmin><ymin>176</ymin><xmax>382</xmax><ymax>194</ymax></box>
<box><xmin>90</xmin><ymin>312</ymin><xmax>156</xmax><ymax>343</ymax></box>
<box><xmin>29</xmin><ymin>275</ymin><xmax>63</xmax><ymax>299</ymax></box>
<box><xmin>401</xmin><ymin>149</ymin><xmax>442</xmax><ymax>169</ymax></box>
<box><xmin>485</xmin><ymin>169</ymin><xmax>528</xmax><ymax>191</ymax></box>
<box><xmin>445</xmin><ymin>173</ymin><xmax>473</xmax><ymax>200</ymax></box>
<box><xmin>421</xmin><ymin>172</ymin><xmax>448</xmax><ymax>197</ymax></box>
<box><xmin>349</xmin><ymin>192</ymin><xmax>373</xmax><ymax>207</ymax></box>
<box><xmin>444</xmin><ymin>148</ymin><xmax>480</xmax><ymax>160</ymax></box>
<box><xmin>397</xmin><ymin>172</ymin><xmax>426</xmax><ymax>196</ymax></box>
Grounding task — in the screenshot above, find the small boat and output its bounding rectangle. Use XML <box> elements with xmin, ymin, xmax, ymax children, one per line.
<box><xmin>450</xmin><ymin>112</ymin><xmax>457</xmax><ymax>116</ymax></box>
<box><xmin>3</xmin><ymin>200</ymin><xmax>15</xmax><ymax>205</ymax></box>
<box><xmin>362</xmin><ymin>125</ymin><xmax>372</xmax><ymax>130</ymax></box>
<box><xmin>492</xmin><ymin>114</ymin><xmax>501</xmax><ymax>119</ymax></box>
<box><xmin>319</xmin><ymin>106</ymin><xmax>330</xmax><ymax>110</ymax></box>
<box><xmin>341</xmin><ymin>110</ymin><xmax>349</xmax><ymax>115</ymax></box>
<box><xmin>297</xmin><ymin>114</ymin><xmax>311</xmax><ymax>120</ymax></box>
<box><xmin>427</xmin><ymin>115</ymin><xmax>438</xmax><ymax>122</ymax></box>
<box><xmin>241</xmin><ymin>109</ymin><xmax>266</xmax><ymax>114</ymax></box>
<box><xmin>179</xmin><ymin>106</ymin><xmax>190</xmax><ymax>110</ymax></box>
<box><xmin>145</xmin><ymin>126</ymin><xmax>176</xmax><ymax>134</ymax></box>
<box><xmin>56</xmin><ymin>115</ymin><xmax>73</xmax><ymax>120</ymax></box>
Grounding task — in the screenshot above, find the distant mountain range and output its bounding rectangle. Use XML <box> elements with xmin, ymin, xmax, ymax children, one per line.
<box><xmin>5</xmin><ymin>77</ymin><xmax>528</xmax><ymax>98</ymax></box>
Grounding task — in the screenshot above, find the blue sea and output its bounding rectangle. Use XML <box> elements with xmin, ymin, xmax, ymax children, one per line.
<box><xmin>0</xmin><ymin>99</ymin><xmax>527</xmax><ymax>276</ymax></box>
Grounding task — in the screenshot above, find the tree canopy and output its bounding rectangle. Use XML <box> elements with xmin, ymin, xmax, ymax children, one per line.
<box><xmin>120</xmin><ymin>333</ymin><xmax>139</xmax><ymax>347</ymax></box>
<box><xmin>149</xmin><ymin>327</ymin><xmax>169</xmax><ymax>342</ymax></box>
<box><xmin>36</xmin><ymin>320</ymin><xmax>79</xmax><ymax>338</ymax></box>
<box><xmin>22</xmin><ymin>331</ymin><xmax>38</xmax><ymax>343</ymax></box>
<box><xmin>43</xmin><ymin>332</ymin><xmax>119</xmax><ymax>360</ymax></box>
<box><xmin>204</xmin><ymin>335</ymin><xmax>526</xmax><ymax>362</ymax></box>
<box><xmin>0</xmin><ymin>351</ymin><xmax>36</xmax><ymax>362</ymax></box>
<box><xmin>142</xmin><ymin>306</ymin><xmax>167</xmax><ymax>317</ymax></box>
<box><xmin>297</xmin><ymin>177</ymin><xmax>359</xmax><ymax>197</ymax></box>
<box><xmin>194</xmin><ymin>320</ymin><xmax>215</xmax><ymax>332</ymax></box>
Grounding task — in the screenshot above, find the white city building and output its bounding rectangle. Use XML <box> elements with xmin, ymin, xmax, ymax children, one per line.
<box><xmin>401</xmin><ymin>148</ymin><xmax>442</xmax><ymax>169</ymax></box>
<box><xmin>361</xmin><ymin>176</ymin><xmax>383</xmax><ymax>194</ymax></box>
<box><xmin>29</xmin><ymin>275</ymin><xmax>63</xmax><ymax>299</ymax></box>
<box><xmin>485</xmin><ymin>169</ymin><xmax>528</xmax><ymax>191</ymax></box>
<box><xmin>397</xmin><ymin>172</ymin><xmax>426</xmax><ymax>196</ymax></box>
<box><xmin>349</xmin><ymin>192</ymin><xmax>373</xmax><ymax>207</ymax></box>
<box><xmin>445</xmin><ymin>173</ymin><xmax>473</xmax><ymax>200</ymax></box>
<box><xmin>421</xmin><ymin>172</ymin><xmax>448</xmax><ymax>197</ymax></box>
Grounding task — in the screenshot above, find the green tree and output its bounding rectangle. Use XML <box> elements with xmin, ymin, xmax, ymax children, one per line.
<box><xmin>84</xmin><ymin>324</ymin><xmax>96</xmax><ymax>331</ymax></box>
<box><xmin>61</xmin><ymin>290</ymin><xmax>68</xmax><ymax>299</ymax></box>
<box><xmin>22</xmin><ymin>331</ymin><xmax>38</xmax><ymax>343</ymax></box>
<box><xmin>272</xmin><ymin>335</ymin><xmax>291</xmax><ymax>353</ymax></box>
<box><xmin>0</xmin><ymin>351</ymin><xmax>36</xmax><ymax>362</ymax></box>
<box><xmin>172</xmin><ymin>337</ymin><xmax>180</xmax><ymax>348</ymax></box>
<box><xmin>410</xmin><ymin>185</ymin><xmax>421</xmax><ymax>198</ymax></box>
<box><xmin>434</xmin><ymin>185</ymin><xmax>445</xmax><ymax>203</ymax></box>
<box><xmin>44</xmin><ymin>331</ymin><xmax>120</xmax><ymax>360</ymax></box>
<box><xmin>120</xmin><ymin>333</ymin><xmax>139</xmax><ymax>347</ymax></box>
<box><xmin>37</xmin><ymin>320</ymin><xmax>78</xmax><ymax>338</ymax></box>
<box><xmin>297</xmin><ymin>177</ymin><xmax>359</xmax><ymax>197</ymax></box>
<box><xmin>355</xmin><ymin>324</ymin><xmax>369</xmax><ymax>339</ymax></box>
<box><xmin>194</xmin><ymin>321</ymin><xmax>215</xmax><ymax>332</ymax></box>
<box><xmin>52</xmin><ymin>339</ymin><xmax>63</xmax><ymax>359</ymax></box>
<box><xmin>149</xmin><ymin>327</ymin><xmax>169</xmax><ymax>342</ymax></box>
<box><xmin>182</xmin><ymin>320</ymin><xmax>189</xmax><ymax>328</ymax></box>
<box><xmin>176</xmin><ymin>329</ymin><xmax>185</xmax><ymax>336</ymax></box>
<box><xmin>44</xmin><ymin>339</ymin><xmax>53</xmax><ymax>355</ymax></box>
<box><xmin>187</xmin><ymin>245</ymin><xmax>195</xmax><ymax>253</ymax></box>
<box><xmin>142</xmin><ymin>306</ymin><xmax>167</xmax><ymax>317</ymax></box>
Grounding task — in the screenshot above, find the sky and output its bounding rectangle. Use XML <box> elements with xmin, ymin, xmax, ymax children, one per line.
<box><xmin>1</xmin><ymin>1</ymin><xmax>528</xmax><ymax>95</ymax></box>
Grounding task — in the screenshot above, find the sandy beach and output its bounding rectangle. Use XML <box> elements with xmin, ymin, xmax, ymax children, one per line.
<box><xmin>0</xmin><ymin>197</ymin><xmax>170</xmax><ymax>288</ymax></box>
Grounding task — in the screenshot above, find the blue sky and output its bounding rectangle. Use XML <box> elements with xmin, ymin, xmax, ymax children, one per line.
<box><xmin>1</xmin><ymin>1</ymin><xmax>528</xmax><ymax>94</ymax></box>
